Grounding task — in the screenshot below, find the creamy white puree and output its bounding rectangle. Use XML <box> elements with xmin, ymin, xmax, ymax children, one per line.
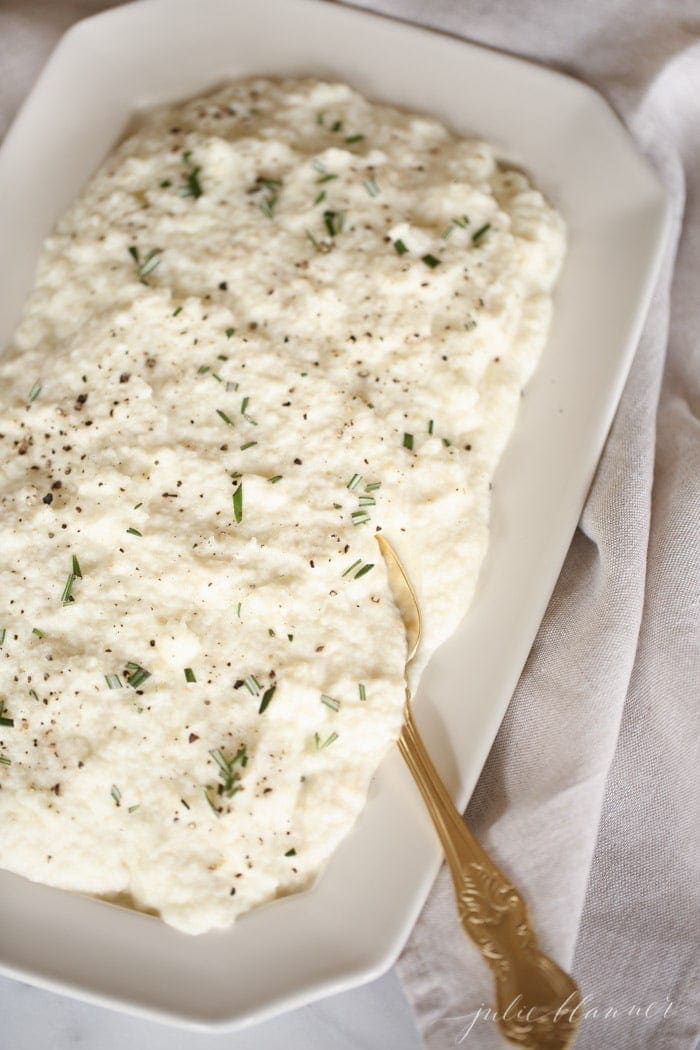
<box><xmin>0</xmin><ymin>78</ymin><xmax>564</xmax><ymax>934</ymax></box>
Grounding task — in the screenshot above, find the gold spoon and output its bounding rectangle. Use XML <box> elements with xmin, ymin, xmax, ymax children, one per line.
<box><xmin>376</xmin><ymin>533</ymin><xmax>581</xmax><ymax>1050</ymax></box>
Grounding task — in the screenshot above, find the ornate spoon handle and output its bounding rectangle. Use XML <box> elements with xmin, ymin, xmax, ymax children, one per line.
<box><xmin>398</xmin><ymin>701</ymin><xmax>581</xmax><ymax>1049</ymax></box>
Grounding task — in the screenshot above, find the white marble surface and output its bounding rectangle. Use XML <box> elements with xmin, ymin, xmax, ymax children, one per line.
<box><xmin>0</xmin><ymin>2</ymin><xmax>424</xmax><ymax>1046</ymax></box>
<box><xmin>0</xmin><ymin>969</ymin><xmax>423</xmax><ymax>1049</ymax></box>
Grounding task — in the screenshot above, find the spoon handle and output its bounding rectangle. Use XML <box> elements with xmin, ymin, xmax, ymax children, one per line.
<box><xmin>398</xmin><ymin>701</ymin><xmax>581</xmax><ymax>1049</ymax></box>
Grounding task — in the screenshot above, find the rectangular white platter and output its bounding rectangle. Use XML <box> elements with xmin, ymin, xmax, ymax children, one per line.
<box><xmin>0</xmin><ymin>0</ymin><xmax>667</xmax><ymax>1030</ymax></box>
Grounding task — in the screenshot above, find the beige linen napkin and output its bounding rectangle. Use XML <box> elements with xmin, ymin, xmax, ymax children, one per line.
<box><xmin>338</xmin><ymin>2</ymin><xmax>700</xmax><ymax>1047</ymax></box>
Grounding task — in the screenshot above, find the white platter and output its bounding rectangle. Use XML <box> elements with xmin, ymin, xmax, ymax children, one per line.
<box><xmin>0</xmin><ymin>0</ymin><xmax>667</xmax><ymax>1030</ymax></box>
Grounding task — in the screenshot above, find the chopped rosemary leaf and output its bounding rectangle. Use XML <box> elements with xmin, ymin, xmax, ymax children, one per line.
<box><xmin>111</xmin><ymin>785</ymin><xmax>121</xmax><ymax>805</ymax></box>
<box><xmin>364</xmin><ymin>481</ymin><xmax>381</xmax><ymax>492</ymax></box>
<box><xmin>243</xmin><ymin>674</ymin><xmax>261</xmax><ymax>696</ymax></box>
<box><xmin>313</xmin><ymin>190</ymin><xmax>326</xmax><ymax>205</ymax></box>
<box><xmin>184</xmin><ymin>668</ymin><xmax>196</xmax><ymax>683</ymax></box>
<box><xmin>208</xmin><ymin>744</ymin><xmax>247</xmax><ymax>798</ymax></box>
<box><xmin>180</xmin><ymin>798</ymin><xmax>190</xmax><ymax>810</ymax></box>
<box><xmin>268</xmin><ymin>475</ymin><xmax>283</xmax><ymax>484</ymax></box>
<box><xmin>351</xmin><ymin>510</ymin><xmax>371</xmax><ymax>525</ymax></box>
<box><xmin>342</xmin><ymin>558</ymin><xmax>362</xmax><ymax>577</ymax></box>
<box><xmin>306</xmin><ymin>229</ymin><xmax>319</xmax><ymax>250</ymax></box>
<box><xmin>363</xmin><ymin>177</ymin><xmax>380</xmax><ymax>197</ymax></box>
<box><xmin>0</xmin><ymin>756</ymin><xmax>10</xmax><ymax>766</ymax></box>
<box><xmin>226</xmin><ymin>381</ymin><xmax>238</xmax><ymax>392</ymax></box>
<box><xmin>240</xmin><ymin>441</ymin><xmax>257</xmax><ymax>451</ymax></box>
<box><xmin>71</xmin><ymin>555</ymin><xmax>83</xmax><ymax>578</ymax></box>
<box><xmin>173</xmin><ymin>306</ymin><xmax>183</xmax><ymax>316</ymax></box>
<box><xmin>442</xmin><ymin>215</ymin><xmax>469</xmax><ymax>239</ymax></box>
<box><xmin>358</xmin><ymin>683</ymin><xmax>367</xmax><ymax>701</ymax></box>
<box><xmin>179</xmin><ymin>152</ymin><xmax>203</xmax><ymax>199</ymax></box>
<box><xmin>330</xmin><ymin>119</ymin><xmax>343</xmax><ymax>133</ymax></box>
<box><xmin>258</xmin><ymin>685</ymin><xmax>276</xmax><ymax>714</ymax></box>
<box><xmin>393</xmin><ymin>239</ymin><xmax>408</xmax><ymax>255</ymax></box>
<box><xmin>128</xmin><ymin>805</ymin><xmax>140</xmax><ymax>814</ymax></box>
<box><xmin>28</xmin><ymin>688</ymin><xmax>39</xmax><ymax>702</ymax></box>
<box><xmin>323</xmin><ymin>209</ymin><xmax>344</xmax><ymax>237</ymax></box>
<box><xmin>354</xmin><ymin>562</ymin><xmax>374</xmax><ymax>580</ymax></box>
<box><xmin>345</xmin><ymin>134</ymin><xmax>365</xmax><ymax>144</ymax></box>
<box><xmin>232</xmin><ymin>482</ymin><xmax>243</xmax><ymax>523</ymax></box>
<box><xmin>28</xmin><ymin>380</ymin><xmax>42</xmax><ymax>403</ymax></box>
<box><xmin>316</xmin><ymin>172</ymin><xmax>338</xmax><ymax>184</ymax></box>
<box><xmin>105</xmin><ymin>674</ymin><xmax>123</xmax><ymax>689</ymax></box>
<box><xmin>240</xmin><ymin>395</ymin><xmax>249</xmax><ymax>415</ymax></box>
<box><xmin>428</xmin><ymin>419</ymin><xmax>434</xmax><ymax>434</ymax></box>
<box><xmin>472</xmin><ymin>222</ymin><xmax>491</xmax><ymax>245</ymax></box>
<box><xmin>137</xmin><ymin>248</ymin><xmax>162</xmax><ymax>279</ymax></box>
<box><xmin>124</xmin><ymin>662</ymin><xmax>151</xmax><ymax>689</ymax></box>
<box><xmin>60</xmin><ymin>573</ymin><xmax>76</xmax><ymax>606</ymax></box>
<box><xmin>285</xmin><ymin>847</ymin><xmax>297</xmax><ymax>856</ymax></box>
<box><xmin>422</xmin><ymin>253</ymin><xmax>441</xmax><ymax>269</ymax></box>
<box><xmin>0</xmin><ymin>701</ymin><xmax>14</xmax><ymax>728</ymax></box>
<box><xmin>126</xmin><ymin>527</ymin><xmax>142</xmax><ymax>537</ymax></box>
<box><xmin>134</xmin><ymin>502</ymin><xmax>142</xmax><ymax>510</ymax></box>
<box><xmin>225</xmin><ymin>327</ymin><xmax>235</xmax><ymax>338</ymax></box>
<box><xmin>216</xmin><ymin>409</ymin><xmax>234</xmax><ymax>426</ymax></box>
<box><xmin>32</xmin><ymin>627</ymin><xmax>45</xmax><ymax>639</ymax></box>
<box><xmin>346</xmin><ymin>473</ymin><xmax>363</xmax><ymax>490</ymax></box>
<box><xmin>0</xmin><ymin>629</ymin><xmax>5</xmax><ymax>647</ymax></box>
<box><xmin>236</xmin><ymin>602</ymin><xmax>242</xmax><ymax>619</ymax></box>
<box><xmin>320</xmin><ymin>694</ymin><xmax>340</xmax><ymax>712</ymax></box>
<box><xmin>358</xmin><ymin>495</ymin><xmax>375</xmax><ymax>507</ymax></box>
<box><xmin>333</xmin><ymin>502</ymin><xmax>342</xmax><ymax>509</ymax></box>
<box><xmin>443</xmin><ymin>437</ymin><xmax>452</xmax><ymax>447</ymax></box>
<box><xmin>315</xmin><ymin>730</ymin><xmax>339</xmax><ymax>750</ymax></box>
<box><xmin>403</xmin><ymin>432</ymin><xmax>414</xmax><ymax>450</ymax></box>
<box><xmin>197</xmin><ymin>365</ymin><xmax>210</xmax><ymax>374</ymax></box>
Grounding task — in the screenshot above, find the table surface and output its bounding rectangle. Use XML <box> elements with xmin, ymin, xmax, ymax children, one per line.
<box><xmin>0</xmin><ymin>968</ymin><xmax>423</xmax><ymax>1049</ymax></box>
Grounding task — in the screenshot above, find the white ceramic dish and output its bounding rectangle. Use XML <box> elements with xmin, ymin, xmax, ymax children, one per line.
<box><xmin>0</xmin><ymin>0</ymin><xmax>667</xmax><ymax>1030</ymax></box>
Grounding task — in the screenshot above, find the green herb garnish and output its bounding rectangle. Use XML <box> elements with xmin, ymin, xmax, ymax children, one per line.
<box><xmin>208</xmin><ymin>744</ymin><xmax>247</xmax><ymax>799</ymax></box>
<box><xmin>393</xmin><ymin>239</ymin><xmax>408</xmax><ymax>255</ymax></box>
<box><xmin>363</xmin><ymin>177</ymin><xmax>379</xmax><ymax>198</ymax></box>
<box><xmin>126</xmin><ymin>527</ymin><xmax>142</xmax><ymax>537</ymax></box>
<box><xmin>0</xmin><ymin>629</ymin><xmax>5</xmax><ymax>647</ymax></box>
<box><xmin>0</xmin><ymin>701</ymin><xmax>14</xmax><ymax>728</ymax></box>
<box><xmin>0</xmin><ymin>756</ymin><xmax>10</xmax><ymax>766</ymax></box>
<box><xmin>472</xmin><ymin>223</ymin><xmax>491</xmax><ymax>246</ymax></box>
<box><xmin>342</xmin><ymin>558</ymin><xmax>362</xmax><ymax>577</ymax></box>
<box><xmin>422</xmin><ymin>253</ymin><xmax>441</xmax><ymax>269</ymax></box>
<box><xmin>216</xmin><ymin>409</ymin><xmax>234</xmax><ymax>426</ymax></box>
<box><xmin>320</xmin><ymin>694</ymin><xmax>340</xmax><ymax>712</ymax></box>
<box><xmin>323</xmin><ymin>210</ymin><xmax>344</xmax><ymax>237</ymax></box>
<box><xmin>32</xmin><ymin>627</ymin><xmax>45</xmax><ymax>639</ymax></box>
<box><xmin>354</xmin><ymin>562</ymin><xmax>374</xmax><ymax>580</ymax></box>
<box><xmin>179</xmin><ymin>152</ymin><xmax>203</xmax><ymax>199</ymax></box>
<box><xmin>345</xmin><ymin>134</ymin><xmax>365</xmax><ymax>144</ymax></box>
<box><xmin>28</xmin><ymin>380</ymin><xmax>42</xmax><ymax>403</ymax></box>
<box><xmin>105</xmin><ymin>674</ymin><xmax>123</xmax><ymax>689</ymax></box>
<box><xmin>346</xmin><ymin>473</ymin><xmax>363</xmax><ymax>490</ymax></box>
<box><xmin>232</xmin><ymin>482</ymin><xmax>243</xmax><ymax>523</ymax></box>
<box><xmin>111</xmin><ymin>785</ymin><xmax>121</xmax><ymax>805</ymax></box>
<box><xmin>268</xmin><ymin>475</ymin><xmax>283</xmax><ymax>484</ymax></box>
<box><xmin>403</xmin><ymin>432</ymin><xmax>414</xmax><ymax>450</ymax></box>
<box><xmin>124</xmin><ymin>662</ymin><xmax>151</xmax><ymax>689</ymax></box>
<box><xmin>258</xmin><ymin>685</ymin><xmax>276</xmax><ymax>714</ymax></box>
<box><xmin>358</xmin><ymin>683</ymin><xmax>367</xmax><ymax>701</ymax></box>
<box><xmin>351</xmin><ymin>510</ymin><xmax>370</xmax><ymax>525</ymax></box>
<box><xmin>173</xmin><ymin>306</ymin><xmax>183</xmax><ymax>317</ymax></box>
<box><xmin>315</xmin><ymin>731</ymin><xmax>339</xmax><ymax>750</ymax></box>
<box><xmin>184</xmin><ymin>668</ymin><xmax>196</xmax><ymax>683</ymax></box>
<box><xmin>225</xmin><ymin>327</ymin><xmax>235</xmax><ymax>338</ymax></box>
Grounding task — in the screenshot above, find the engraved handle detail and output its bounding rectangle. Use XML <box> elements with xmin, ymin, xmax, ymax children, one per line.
<box><xmin>398</xmin><ymin>701</ymin><xmax>581</xmax><ymax>1050</ymax></box>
